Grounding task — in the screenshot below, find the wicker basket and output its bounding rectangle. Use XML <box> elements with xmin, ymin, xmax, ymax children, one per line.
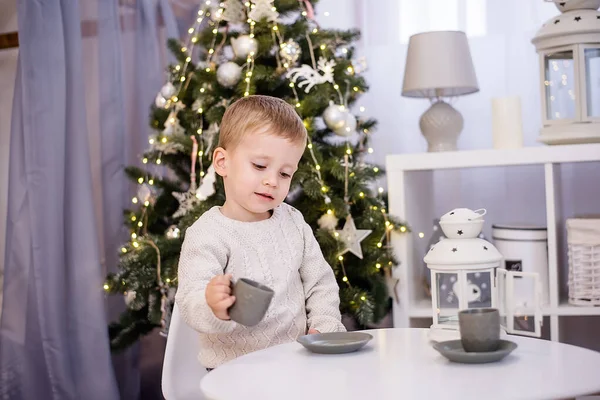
<box><xmin>567</xmin><ymin>218</ymin><xmax>600</xmax><ymax>306</ymax></box>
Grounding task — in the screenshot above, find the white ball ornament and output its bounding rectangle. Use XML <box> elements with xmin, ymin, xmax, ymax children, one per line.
<box><xmin>333</xmin><ymin>112</ymin><xmax>357</xmax><ymax>137</ymax></box>
<box><xmin>231</xmin><ymin>35</ymin><xmax>258</xmax><ymax>59</ymax></box>
<box><xmin>323</xmin><ymin>103</ymin><xmax>347</xmax><ymax>131</ymax></box>
<box><xmin>216</xmin><ymin>62</ymin><xmax>242</xmax><ymax>88</ymax></box>
<box><xmin>318</xmin><ymin>213</ymin><xmax>339</xmax><ymax>230</ymax></box>
<box><xmin>160</xmin><ymin>82</ymin><xmax>176</xmax><ymax>99</ymax></box>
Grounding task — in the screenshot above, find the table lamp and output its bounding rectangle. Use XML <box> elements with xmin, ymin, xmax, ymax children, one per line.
<box><xmin>402</xmin><ymin>31</ymin><xmax>479</xmax><ymax>152</ymax></box>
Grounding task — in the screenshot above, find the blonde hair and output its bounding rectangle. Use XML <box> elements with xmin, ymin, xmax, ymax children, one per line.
<box><xmin>218</xmin><ymin>95</ymin><xmax>307</xmax><ymax>150</ymax></box>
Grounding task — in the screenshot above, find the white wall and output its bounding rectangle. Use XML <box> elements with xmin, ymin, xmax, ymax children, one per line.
<box><xmin>0</xmin><ymin>0</ymin><xmax>18</xmax><ymax>313</ymax></box>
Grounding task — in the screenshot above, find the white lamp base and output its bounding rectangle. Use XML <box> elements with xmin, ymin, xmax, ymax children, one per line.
<box><xmin>419</xmin><ymin>100</ymin><xmax>464</xmax><ymax>152</ymax></box>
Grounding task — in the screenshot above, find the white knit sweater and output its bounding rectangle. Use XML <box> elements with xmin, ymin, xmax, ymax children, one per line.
<box><xmin>175</xmin><ymin>203</ymin><xmax>346</xmax><ymax>368</ymax></box>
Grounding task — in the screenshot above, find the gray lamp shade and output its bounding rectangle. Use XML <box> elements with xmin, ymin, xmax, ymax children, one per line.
<box><xmin>402</xmin><ymin>31</ymin><xmax>479</xmax><ymax>98</ymax></box>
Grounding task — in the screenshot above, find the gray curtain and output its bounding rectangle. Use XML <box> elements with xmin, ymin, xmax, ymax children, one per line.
<box><xmin>0</xmin><ymin>0</ymin><xmax>119</xmax><ymax>398</ymax></box>
<box><xmin>101</xmin><ymin>0</ymin><xmax>178</xmax><ymax>398</ymax></box>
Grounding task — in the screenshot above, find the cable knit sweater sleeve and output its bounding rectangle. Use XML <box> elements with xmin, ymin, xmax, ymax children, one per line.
<box><xmin>175</xmin><ymin>221</ymin><xmax>237</xmax><ymax>335</ymax></box>
<box><xmin>293</xmin><ymin>210</ymin><xmax>347</xmax><ymax>333</ymax></box>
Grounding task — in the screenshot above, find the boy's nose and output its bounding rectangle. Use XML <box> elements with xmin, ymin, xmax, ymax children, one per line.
<box><xmin>263</xmin><ymin>175</ymin><xmax>278</xmax><ymax>187</ymax></box>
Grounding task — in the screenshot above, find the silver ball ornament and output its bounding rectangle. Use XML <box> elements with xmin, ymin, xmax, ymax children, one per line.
<box><xmin>323</xmin><ymin>103</ymin><xmax>347</xmax><ymax>131</ymax></box>
<box><xmin>216</xmin><ymin>62</ymin><xmax>242</xmax><ymax>88</ymax></box>
<box><xmin>279</xmin><ymin>39</ymin><xmax>301</xmax><ymax>64</ymax></box>
<box><xmin>231</xmin><ymin>35</ymin><xmax>258</xmax><ymax>59</ymax></box>
<box><xmin>333</xmin><ymin>112</ymin><xmax>357</xmax><ymax>137</ymax></box>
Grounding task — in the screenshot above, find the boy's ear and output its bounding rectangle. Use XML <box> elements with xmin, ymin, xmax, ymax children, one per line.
<box><xmin>213</xmin><ymin>147</ymin><xmax>228</xmax><ymax>177</ymax></box>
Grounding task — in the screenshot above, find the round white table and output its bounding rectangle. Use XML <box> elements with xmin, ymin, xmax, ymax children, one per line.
<box><xmin>200</xmin><ymin>328</ymin><xmax>600</xmax><ymax>400</ymax></box>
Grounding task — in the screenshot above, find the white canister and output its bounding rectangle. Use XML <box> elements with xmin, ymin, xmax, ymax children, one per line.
<box><xmin>492</xmin><ymin>225</ymin><xmax>549</xmax><ymax>305</ymax></box>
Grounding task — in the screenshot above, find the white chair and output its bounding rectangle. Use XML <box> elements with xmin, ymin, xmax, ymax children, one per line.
<box><xmin>162</xmin><ymin>303</ymin><xmax>208</xmax><ymax>400</ymax></box>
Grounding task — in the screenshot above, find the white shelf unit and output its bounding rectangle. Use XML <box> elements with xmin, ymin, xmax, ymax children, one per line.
<box><xmin>386</xmin><ymin>143</ymin><xmax>600</xmax><ymax>342</ymax></box>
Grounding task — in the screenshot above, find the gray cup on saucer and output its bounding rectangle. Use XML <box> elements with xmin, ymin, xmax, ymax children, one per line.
<box><xmin>228</xmin><ymin>278</ymin><xmax>274</xmax><ymax>327</ymax></box>
<box><xmin>458</xmin><ymin>308</ymin><xmax>500</xmax><ymax>352</ymax></box>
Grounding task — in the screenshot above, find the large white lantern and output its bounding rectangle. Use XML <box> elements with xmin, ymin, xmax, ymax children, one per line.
<box><xmin>424</xmin><ymin>208</ymin><xmax>543</xmax><ymax>341</ymax></box>
<box><xmin>532</xmin><ymin>0</ymin><xmax>600</xmax><ymax>144</ymax></box>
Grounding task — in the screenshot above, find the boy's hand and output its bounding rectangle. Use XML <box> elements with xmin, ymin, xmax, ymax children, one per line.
<box><xmin>206</xmin><ymin>274</ymin><xmax>236</xmax><ymax>321</ymax></box>
<box><xmin>308</xmin><ymin>329</ymin><xmax>320</xmax><ymax>334</ymax></box>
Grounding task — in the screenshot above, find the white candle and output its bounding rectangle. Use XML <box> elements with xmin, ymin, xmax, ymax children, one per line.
<box><xmin>491</xmin><ymin>96</ymin><xmax>524</xmax><ymax>149</ymax></box>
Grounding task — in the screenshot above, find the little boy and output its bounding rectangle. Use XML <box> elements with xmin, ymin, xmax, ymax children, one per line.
<box><xmin>175</xmin><ymin>95</ymin><xmax>346</xmax><ymax>369</ymax></box>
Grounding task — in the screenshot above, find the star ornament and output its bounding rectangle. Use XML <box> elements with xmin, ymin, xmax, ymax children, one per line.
<box><xmin>172</xmin><ymin>190</ymin><xmax>201</xmax><ymax>218</ymax></box>
<box><xmin>336</xmin><ymin>215</ymin><xmax>372</xmax><ymax>259</ymax></box>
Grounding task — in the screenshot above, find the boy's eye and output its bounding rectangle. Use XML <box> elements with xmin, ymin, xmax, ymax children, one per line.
<box><xmin>280</xmin><ymin>172</ymin><xmax>291</xmax><ymax>179</ymax></box>
<box><xmin>252</xmin><ymin>163</ymin><xmax>266</xmax><ymax>170</ymax></box>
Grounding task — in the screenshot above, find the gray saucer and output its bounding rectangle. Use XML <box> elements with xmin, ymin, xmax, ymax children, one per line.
<box><xmin>433</xmin><ymin>339</ymin><xmax>517</xmax><ymax>364</ymax></box>
<box><xmin>297</xmin><ymin>332</ymin><xmax>373</xmax><ymax>354</ymax></box>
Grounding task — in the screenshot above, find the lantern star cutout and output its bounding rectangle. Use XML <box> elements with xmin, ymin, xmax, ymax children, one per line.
<box><xmin>336</xmin><ymin>215</ymin><xmax>372</xmax><ymax>259</ymax></box>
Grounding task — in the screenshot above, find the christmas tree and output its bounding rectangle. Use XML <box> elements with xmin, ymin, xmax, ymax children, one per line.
<box><xmin>104</xmin><ymin>0</ymin><xmax>408</xmax><ymax>351</ymax></box>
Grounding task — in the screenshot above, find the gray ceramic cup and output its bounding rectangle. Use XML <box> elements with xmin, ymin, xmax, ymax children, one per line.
<box><xmin>228</xmin><ymin>278</ymin><xmax>274</xmax><ymax>327</ymax></box>
<box><xmin>458</xmin><ymin>308</ymin><xmax>500</xmax><ymax>353</ymax></box>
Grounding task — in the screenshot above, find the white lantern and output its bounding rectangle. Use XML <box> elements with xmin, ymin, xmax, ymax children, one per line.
<box><xmin>532</xmin><ymin>1</ymin><xmax>600</xmax><ymax>144</ymax></box>
<box><xmin>424</xmin><ymin>208</ymin><xmax>543</xmax><ymax>341</ymax></box>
